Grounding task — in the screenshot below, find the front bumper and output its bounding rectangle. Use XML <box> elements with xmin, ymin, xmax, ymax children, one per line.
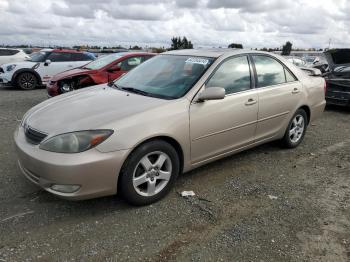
<box><xmin>326</xmin><ymin>90</ymin><xmax>350</xmax><ymax>107</ymax></box>
<box><xmin>325</xmin><ymin>80</ymin><xmax>350</xmax><ymax>107</ymax></box>
<box><xmin>0</xmin><ymin>72</ymin><xmax>12</xmax><ymax>84</ymax></box>
<box><xmin>14</xmin><ymin>126</ymin><xmax>129</xmax><ymax>200</ymax></box>
<box><xmin>46</xmin><ymin>82</ymin><xmax>59</xmax><ymax>97</ymax></box>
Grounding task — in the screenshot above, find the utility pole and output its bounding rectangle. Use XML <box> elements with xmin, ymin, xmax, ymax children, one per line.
<box><xmin>328</xmin><ymin>38</ymin><xmax>332</xmax><ymax>50</ymax></box>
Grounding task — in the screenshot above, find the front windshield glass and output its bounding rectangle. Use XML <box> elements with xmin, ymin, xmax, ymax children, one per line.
<box><xmin>84</xmin><ymin>53</ymin><xmax>124</xmax><ymax>70</ymax></box>
<box><xmin>30</xmin><ymin>51</ymin><xmax>49</xmax><ymax>62</ymax></box>
<box><xmin>115</xmin><ymin>55</ymin><xmax>214</xmax><ymax>99</ymax></box>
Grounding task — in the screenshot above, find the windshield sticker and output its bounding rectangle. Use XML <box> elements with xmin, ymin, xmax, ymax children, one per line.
<box><xmin>185</xmin><ymin>58</ymin><xmax>209</xmax><ymax>65</ymax></box>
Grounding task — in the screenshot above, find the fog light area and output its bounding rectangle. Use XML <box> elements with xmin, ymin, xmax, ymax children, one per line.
<box><xmin>50</xmin><ymin>184</ymin><xmax>81</xmax><ymax>193</ymax></box>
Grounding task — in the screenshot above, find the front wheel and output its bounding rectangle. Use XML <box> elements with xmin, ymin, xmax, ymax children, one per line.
<box><xmin>119</xmin><ymin>140</ymin><xmax>180</xmax><ymax>206</ymax></box>
<box><xmin>281</xmin><ymin>109</ymin><xmax>308</xmax><ymax>148</ymax></box>
<box><xmin>16</xmin><ymin>72</ymin><xmax>38</xmax><ymax>90</ymax></box>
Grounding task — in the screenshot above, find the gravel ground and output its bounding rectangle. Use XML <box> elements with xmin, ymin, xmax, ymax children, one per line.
<box><xmin>0</xmin><ymin>87</ymin><xmax>349</xmax><ymax>261</ymax></box>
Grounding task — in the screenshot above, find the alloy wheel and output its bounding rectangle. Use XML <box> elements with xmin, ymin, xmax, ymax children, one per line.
<box><xmin>132</xmin><ymin>151</ymin><xmax>172</xmax><ymax>197</ymax></box>
<box><xmin>289</xmin><ymin>114</ymin><xmax>305</xmax><ymax>143</ymax></box>
<box><xmin>19</xmin><ymin>73</ymin><xmax>36</xmax><ymax>89</ymax></box>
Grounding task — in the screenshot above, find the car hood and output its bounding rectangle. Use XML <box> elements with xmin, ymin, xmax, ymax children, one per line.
<box><xmin>325</xmin><ymin>49</ymin><xmax>350</xmax><ymax>69</ymax></box>
<box><xmin>24</xmin><ymin>85</ymin><xmax>169</xmax><ymax>135</ymax></box>
<box><xmin>51</xmin><ymin>68</ymin><xmax>97</xmax><ymax>81</ymax></box>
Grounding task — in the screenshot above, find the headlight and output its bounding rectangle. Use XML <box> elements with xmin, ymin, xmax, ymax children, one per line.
<box><xmin>6</xmin><ymin>64</ymin><xmax>16</xmax><ymax>72</ymax></box>
<box><xmin>39</xmin><ymin>130</ymin><xmax>113</xmax><ymax>153</ymax></box>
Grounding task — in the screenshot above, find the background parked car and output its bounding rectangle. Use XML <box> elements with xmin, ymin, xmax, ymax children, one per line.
<box><xmin>323</xmin><ymin>49</ymin><xmax>350</xmax><ymax>107</ymax></box>
<box><xmin>0</xmin><ymin>49</ymin><xmax>95</xmax><ymax>90</ymax></box>
<box><xmin>47</xmin><ymin>52</ymin><xmax>155</xmax><ymax>97</ymax></box>
<box><xmin>286</xmin><ymin>56</ymin><xmax>307</xmax><ymax>67</ymax></box>
<box><xmin>0</xmin><ymin>48</ymin><xmax>30</xmax><ymax>65</ymax></box>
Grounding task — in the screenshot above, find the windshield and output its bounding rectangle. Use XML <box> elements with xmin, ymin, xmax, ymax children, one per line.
<box><xmin>30</xmin><ymin>51</ymin><xmax>49</xmax><ymax>62</ymax></box>
<box><xmin>84</xmin><ymin>53</ymin><xmax>123</xmax><ymax>70</ymax></box>
<box><xmin>115</xmin><ymin>55</ymin><xmax>214</xmax><ymax>99</ymax></box>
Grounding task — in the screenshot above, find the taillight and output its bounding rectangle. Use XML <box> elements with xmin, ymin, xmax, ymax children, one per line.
<box><xmin>324</xmin><ymin>80</ymin><xmax>327</xmax><ymax>94</ymax></box>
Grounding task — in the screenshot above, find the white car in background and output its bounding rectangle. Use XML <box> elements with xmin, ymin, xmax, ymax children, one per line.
<box><xmin>0</xmin><ymin>49</ymin><xmax>95</xmax><ymax>90</ymax></box>
<box><xmin>286</xmin><ymin>56</ymin><xmax>307</xmax><ymax>67</ymax></box>
<box><xmin>0</xmin><ymin>48</ymin><xmax>30</xmax><ymax>65</ymax></box>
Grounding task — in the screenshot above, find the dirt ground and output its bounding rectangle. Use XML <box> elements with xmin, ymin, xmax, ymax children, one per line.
<box><xmin>0</xmin><ymin>87</ymin><xmax>349</xmax><ymax>262</ymax></box>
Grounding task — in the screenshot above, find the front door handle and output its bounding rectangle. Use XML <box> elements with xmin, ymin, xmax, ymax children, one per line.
<box><xmin>245</xmin><ymin>98</ymin><xmax>257</xmax><ymax>106</ymax></box>
<box><xmin>292</xmin><ymin>88</ymin><xmax>300</xmax><ymax>94</ymax></box>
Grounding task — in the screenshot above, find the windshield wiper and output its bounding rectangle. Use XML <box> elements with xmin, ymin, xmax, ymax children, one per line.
<box><xmin>111</xmin><ymin>83</ymin><xmax>148</xmax><ymax>95</ymax></box>
<box><xmin>120</xmin><ymin>87</ymin><xmax>152</xmax><ymax>97</ymax></box>
<box><xmin>112</xmin><ymin>83</ymin><xmax>173</xmax><ymax>99</ymax></box>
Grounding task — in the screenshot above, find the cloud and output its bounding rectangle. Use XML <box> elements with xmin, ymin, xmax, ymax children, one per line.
<box><xmin>207</xmin><ymin>0</ymin><xmax>290</xmax><ymax>13</ymax></box>
<box><xmin>0</xmin><ymin>0</ymin><xmax>349</xmax><ymax>49</ymax></box>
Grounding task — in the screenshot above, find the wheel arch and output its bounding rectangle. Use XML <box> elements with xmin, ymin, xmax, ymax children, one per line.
<box><xmin>117</xmin><ymin>135</ymin><xmax>185</xmax><ymax>191</ymax></box>
<box><xmin>12</xmin><ymin>68</ymin><xmax>42</xmax><ymax>86</ymax></box>
<box><xmin>298</xmin><ymin>105</ymin><xmax>311</xmax><ymax>124</ymax></box>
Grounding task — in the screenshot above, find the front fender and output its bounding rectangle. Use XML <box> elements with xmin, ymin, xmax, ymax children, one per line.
<box><xmin>11</xmin><ymin>68</ymin><xmax>42</xmax><ymax>85</ymax></box>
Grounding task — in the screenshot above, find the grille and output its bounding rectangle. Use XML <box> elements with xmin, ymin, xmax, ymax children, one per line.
<box><xmin>25</xmin><ymin>126</ymin><xmax>47</xmax><ymax>145</ymax></box>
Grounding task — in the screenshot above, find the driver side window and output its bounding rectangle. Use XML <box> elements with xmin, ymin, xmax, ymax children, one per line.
<box><xmin>206</xmin><ymin>56</ymin><xmax>251</xmax><ymax>95</ymax></box>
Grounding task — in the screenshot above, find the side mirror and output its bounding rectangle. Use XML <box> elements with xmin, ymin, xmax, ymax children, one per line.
<box><xmin>44</xmin><ymin>59</ymin><xmax>51</xmax><ymax>66</ymax></box>
<box><xmin>197</xmin><ymin>87</ymin><xmax>225</xmax><ymax>102</ymax></box>
<box><xmin>107</xmin><ymin>65</ymin><xmax>121</xmax><ymax>72</ymax></box>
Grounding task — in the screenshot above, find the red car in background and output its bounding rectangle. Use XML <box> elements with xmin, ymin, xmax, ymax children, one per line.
<box><xmin>47</xmin><ymin>52</ymin><xmax>155</xmax><ymax>97</ymax></box>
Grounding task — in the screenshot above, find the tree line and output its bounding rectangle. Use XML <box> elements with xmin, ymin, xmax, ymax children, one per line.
<box><xmin>1</xmin><ymin>39</ymin><xmax>324</xmax><ymax>55</ymax></box>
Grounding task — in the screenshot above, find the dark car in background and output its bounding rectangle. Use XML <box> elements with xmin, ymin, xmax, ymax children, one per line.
<box><xmin>323</xmin><ymin>49</ymin><xmax>350</xmax><ymax>107</ymax></box>
<box><xmin>47</xmin><ymin>52</ymin><xmax>155</xmax><ymax>97</ymax></box>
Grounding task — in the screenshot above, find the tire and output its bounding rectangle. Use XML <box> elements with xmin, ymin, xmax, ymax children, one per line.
<box><xmin>119</xmin><ymin>140</ymin><xmax>180</xmax><ymax>206</ymax></box>
<box><xmin>281</xmin><ymin>109</ymin><xmax>308</xmax><ymax>148</ymax></box>
<box><xmin>16</xmin><ymin>72</ymin><xmax>38</xmax><ymax>90</ymax></box>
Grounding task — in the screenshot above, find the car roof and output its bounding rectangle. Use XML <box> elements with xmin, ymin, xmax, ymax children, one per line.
<box><xmin>40</xmin><ymin>48</ymin><xmax>88</xmax><ymax>53</ymax></box>
<box><xmin>164</xmin><ymin>48</ymin><xmax>268</xmax><ymax>58</ymax></box>
<box><xmin>118</xmin><ymin>52</ymin><xmax>155</xmax><ymax>56</ymax></box>
<box><xmin>52</xmin><ymin>49</ymin><xmax>88</xmax><ymax>53</ymax></box>
<box><xmin>0</xmin><ymin>47</ymin><xmax>22</xmax><ymax>51</ymax></box>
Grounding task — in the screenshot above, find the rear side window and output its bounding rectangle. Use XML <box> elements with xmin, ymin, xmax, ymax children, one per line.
<box><xmin>71</xmin><ymin>53</ymin><xmax>94</xmax><ymax>61</ymax></box>
<box><xmin>253</xmin><ymin>55</ymin><xmax>287</xmax><ymax>87</ymax></box>
<box><xmin>206</xmin><ymin>56</ymin><xmax>251</xmax><ymax>95</ymax></box>
<box><xmin>47</xmin><ymin>52</ymin><xmax>72</xmax><ymax>62</ymax></box>
<box><xmin>0</xmin><ymin>49</ymin><xmax>19</xmax><ymax>56</ymax></box>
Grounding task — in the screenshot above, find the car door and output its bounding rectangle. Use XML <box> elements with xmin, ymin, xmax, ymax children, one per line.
<box><xmin>36</xmin><ymin>52</ymin><xmax>74</xmax><ymax>84</ymax></box>
<box><xmin>108</xmin><ymin>56</ymin><xmax>145</xmax><ymax>81</ymax></box>
<box><xmin>251</xmin><ymin>55</ymin><xmax>302</xmax><ymax>141</ymax></box>
<box><xmin>190</xmin><ymin>55</ymin><xmax>259</xmax><ymax>164</ymax></box>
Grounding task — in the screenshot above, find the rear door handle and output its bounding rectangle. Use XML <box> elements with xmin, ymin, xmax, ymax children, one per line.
<box><xmin>292</xmin><ymin>88</ymin><xmax>300</xmax><ymax>94</ymax></box>
<box><xmin>245</xmin><ymin>98</ymin><xmax>257</xmax><ymax>106</ymax></box>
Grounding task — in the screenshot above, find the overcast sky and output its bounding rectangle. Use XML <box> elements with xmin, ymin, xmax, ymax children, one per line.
<box><xmin>0</xmin><ymin>0</ymin><xmax>349</xmax><ymax>49</ymax></box>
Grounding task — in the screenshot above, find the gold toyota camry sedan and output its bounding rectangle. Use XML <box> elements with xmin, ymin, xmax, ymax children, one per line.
<box><xmin>15</xmin><ymin>49</ymin><xmax>326</xmax><ymax>205</ymax></box>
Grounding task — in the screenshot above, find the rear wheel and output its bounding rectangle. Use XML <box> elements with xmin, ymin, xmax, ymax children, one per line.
<box><xmin>281</xmin><ymin>109</ymin><xmax>307</xmax><ymax>148</ymax></box>
<box><xmin>16</xmin><ymin>72</ymin><xmax>38</xmax><ymax>90</ymax></box>
<box><xmin>119</xmin><ymin>140</ymin><xmax>180</xmax><ymax>205</ymax></box>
